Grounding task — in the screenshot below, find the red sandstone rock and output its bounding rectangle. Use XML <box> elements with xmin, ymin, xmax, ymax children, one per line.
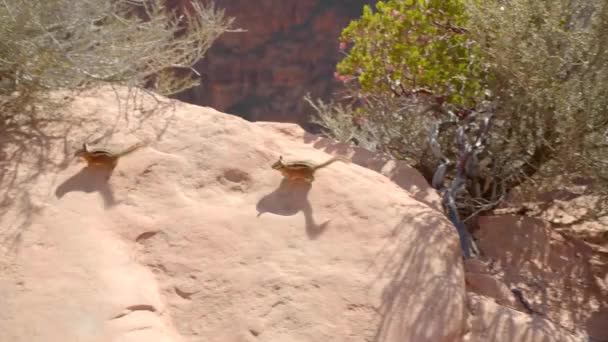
<box><xmin>0</xmin><ymin>87</ymin><xmax>463</xmax><ymax>342</ymax></box>
<box><xmin>0</xmin><ymin>87</ymin><xmax>597</xmax><ymax>341</ymax></box>
<box><xmin>473</xmin><ymin>215</ymin><xmax>606</xmax><ymax>341</ymax></box>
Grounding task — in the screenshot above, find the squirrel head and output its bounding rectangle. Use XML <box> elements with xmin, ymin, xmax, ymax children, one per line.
<box><xmin>74</xmin><ymin>142</ymin><xmax>90</xmax><ymax>157</ymax></box>
<box><xmin>271</xmin><ymin>156</ymin><xmax>285</xmax><ymax>170</ymax></box>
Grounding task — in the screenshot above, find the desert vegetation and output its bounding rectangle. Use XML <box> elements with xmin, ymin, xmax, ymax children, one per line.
<box><xmin>307</xmin><ymin>0</ymin><xmax>608</xmax><ymax>257</ymax></box>
<box><xmin>0</xmin><ymin>0</ymin><xmax>235</xmax><ymax>124</ymax></box>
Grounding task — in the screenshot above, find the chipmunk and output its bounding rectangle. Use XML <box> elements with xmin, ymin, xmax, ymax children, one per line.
<box><xmin>74</xmin><ymin>141</ymin><xmax>146</xmax><ymax>169</ymax></box>
<box><xmin>271</xmin><ymin>155</ymin><xmax>350</xmax><ymax>182</ymax></box>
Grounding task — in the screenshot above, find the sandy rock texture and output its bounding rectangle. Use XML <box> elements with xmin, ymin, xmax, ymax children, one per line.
<box><xmin>0</xmin><ymin>87</ymin><xmax>462</xmax><ymax>342</ymax></box>
<box><xmin>0</xmin><ymin>87</ymin><xmax>589</xmax><ymax>341</ymax></box>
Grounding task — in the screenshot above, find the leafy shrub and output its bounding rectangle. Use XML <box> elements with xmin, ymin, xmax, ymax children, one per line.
<box><xmin>335</xmin><ymin>0</ymin><xmax>488</xmax><ymax>108</ymax></box>
<box><xmin>308</xmin><ymin>0</ymin><xmax>608</xmax><ymax>256</ymax></box>
<box><xmin>466</xmin><ymin>0</ymin><xmax>608</xmax><ymax>191</ymax></box>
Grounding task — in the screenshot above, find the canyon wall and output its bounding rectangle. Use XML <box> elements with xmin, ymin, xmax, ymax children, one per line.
<box><xmin>175</xmin><ymin>0</ymin><xmax>375</xmax><ymax>126</ymax></box>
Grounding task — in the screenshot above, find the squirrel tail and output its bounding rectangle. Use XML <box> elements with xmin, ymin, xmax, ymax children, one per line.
<box><xmin>312</xmin><ymin>155</ymin><xmax>350</xmax><ymax>170</ymax></box>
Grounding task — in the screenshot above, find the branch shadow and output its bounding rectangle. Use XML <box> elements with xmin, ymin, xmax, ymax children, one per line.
<box><xmin>256</xmin><ymin>177</ymin><xmax>330</xmax><ymax>239</ymax></box>
<box><xmin>326</xmin><ymin>160</ymin><xmax>584</xmax><ymax>341</ymax></box>
<box><xmin>0</xmin><ymin>87</ymin><xmax>178</xmax><ymax>258</ymax></box>
<box><xmin>369</xmin><ymin>211</ymin><xmax>464</xmax><ymax>342</ymax></box>
<box><xmin>54</xmin><ymin>165</ymin><xmax>116</xmax><ymax>208</ymax></box>
<box><xmin>1</xmin><ymin>95</ymin><xmax>83</xmax><ymax>257</ymax></box>
<box><xmin>0</xmin><ymin>192</ymin><xmax>40</xmax><ymax>258</ymax></box>
<box><xmin>473</xmin><ymin>215</ymin><xmax>605</xmax><ymax>340</ymax></box>
<box><xmin>469</xmin><ymin>293</ymin><xmax>585</xmax><ymax>342</ymax></box>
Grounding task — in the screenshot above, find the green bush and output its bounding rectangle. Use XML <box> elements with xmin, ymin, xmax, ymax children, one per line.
<box><xmin>336</xmin><ymin>0</ymin><xmax>488</xmax><ymax>108</ymax></box>
<box><xmin>309</xmin><ymin>0</ymin><xmax>608</xmax><ymax>227</ymax></box>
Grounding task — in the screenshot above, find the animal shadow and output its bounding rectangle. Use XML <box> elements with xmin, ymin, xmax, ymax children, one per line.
<box><xmin>55</xmin><ymin>164</ymin><xmax>116</xmax><ymax>208</ymax></box>
<box><xmin>256</xmin><ymin>178</ymin><xmax>330</xmax><ymax>239</ymax></box>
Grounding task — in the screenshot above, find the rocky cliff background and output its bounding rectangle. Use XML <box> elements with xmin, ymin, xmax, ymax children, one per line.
<box><xmin>174</xmin><ymin>0</ymin><xmax>375</xmax><ymax>127</ymax></box>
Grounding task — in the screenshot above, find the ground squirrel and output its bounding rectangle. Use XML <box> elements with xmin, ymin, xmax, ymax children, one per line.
<box><xmin>74</xmin><ymin>141</ymin><xmax>146</xmax><ymax>169</ymax></box>
<box><xmin>271</xmin><ymin>155</ymin><xmax>350</xmax><ymax>182</ymax></box>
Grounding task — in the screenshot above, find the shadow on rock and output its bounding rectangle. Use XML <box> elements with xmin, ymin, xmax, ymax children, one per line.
<box><xmin>256</xmin><ymin>177</ymin><xmax>330</xmax><ymax>239</ymax></box>
<box><xmin>55</xmin><ymin>165</ymin><xmax>116</xmax><ymax>208</ymax></box>
<box><xmin>370</xmin><ymin>212</ymin><xmax>464</xmax><ymax>342</ymax></box>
